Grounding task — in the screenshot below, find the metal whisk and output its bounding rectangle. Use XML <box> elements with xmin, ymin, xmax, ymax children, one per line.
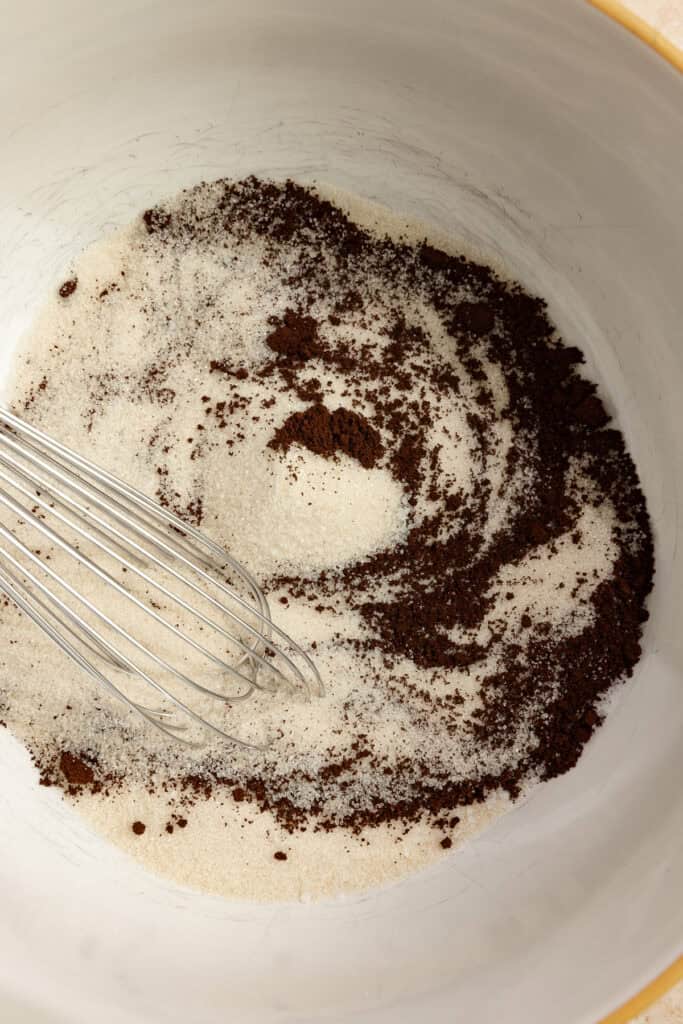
<box><xmin>0</xmin><ymin>408</ymin><xmax>322</xmax><ymax>749</ymax></box>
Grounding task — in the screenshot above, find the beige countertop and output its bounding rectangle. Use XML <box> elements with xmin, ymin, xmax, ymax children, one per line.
<box><xmin>633</xmin><ymin>980</ymin><xmax>683</xmax><ymax>1023</ymax></box>
<box><xmin>623</xmin><ymin>0</ymin><xmax>683</xmax><ymax>47</ymax></box>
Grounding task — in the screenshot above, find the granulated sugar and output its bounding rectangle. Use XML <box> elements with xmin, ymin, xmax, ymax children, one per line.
<box><xmin>74</xmin><ymin>786</ymin><xmax>510</xmax><ymax>902</ymax></box>
<box><xmin>0</xmin><ymin>177</ymin><xmax>653</xmax><ymax>901</ymax></box>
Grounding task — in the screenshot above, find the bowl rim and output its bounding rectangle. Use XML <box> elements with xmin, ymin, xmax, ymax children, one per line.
<box><xmin>591</xmin><ymin>6</ymin><xmax>682</xmax><ymax>1022</ymax></box>
<box><xmin>598</xmin><ymin>959</ymin><xmax>683</xmax><ymax>1024</ymax></box>
<box><xmin>589</xmin><ymin>0</ymin><xmax>683</xmax><ymax>73</ymax></box>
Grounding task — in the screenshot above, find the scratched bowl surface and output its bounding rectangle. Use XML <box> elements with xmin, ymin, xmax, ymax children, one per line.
<box><xmin>0</xmin><ymin>2</ymin><xmax>681</xmax><ymax>1022</ymax></box>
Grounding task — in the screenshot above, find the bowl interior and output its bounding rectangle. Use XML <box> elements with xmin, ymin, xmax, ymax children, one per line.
<box><xmin>0</xmin><ymin>2</ymin><xmax>681</xmax><ymax>1022</ymax></box>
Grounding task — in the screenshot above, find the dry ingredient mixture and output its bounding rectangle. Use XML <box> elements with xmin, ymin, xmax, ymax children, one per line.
<box><xmin>0</xmin><ymin>177</ymin><xmax>653</xmax><ymax>900</ymax></box>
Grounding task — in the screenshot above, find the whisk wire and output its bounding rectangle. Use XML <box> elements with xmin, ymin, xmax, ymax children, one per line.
<box><xmin>0</xmin><ymin>413</ymin><xmax>321</xmax><ymax>693</ymax></box>
<box><xmin>0</xmin><ymin>463</ymin><xmax>296</xmax><ymax>693</ymax></box>
<box><xmin>0</xmin><ymin>408</ymin><xmax>322</xmax><ymax>747</ymax></box>
<box><xmin>1</xmin><ymin>409</ymin><xmax>268</xmax><ymax>600</ymax></box>
<box><xmin>0</xmin><ymin>483</ymin><xmax>265</xmax><ymax>698</ymax></box>
<box><xmin>0</xmin><ymin>556</ymin><xmax>259</xmax><ymax>748</ymax></box>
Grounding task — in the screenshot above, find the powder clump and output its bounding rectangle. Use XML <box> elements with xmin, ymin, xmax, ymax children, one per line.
<box><xmin>269</xmin><ymin>402</ymin><xmax>384</xmax><ymax>469</ymax></box>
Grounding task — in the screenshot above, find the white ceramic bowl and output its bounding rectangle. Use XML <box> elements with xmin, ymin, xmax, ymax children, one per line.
<box><xmin>0</xmin><ymin>2</ymin><xmax>681</xmax><ymax>1021</ymax></box>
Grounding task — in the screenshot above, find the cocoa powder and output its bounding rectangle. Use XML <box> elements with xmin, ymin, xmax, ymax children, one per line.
<box><xmin>58</xmin><ymin>278</ymin><xmax>78</xmax><ymax>299</ymax></box>
<box><xmin>268</xmin><ymin>403</ymin><xmax>383</xmax><ymax>469</ymax></box>
<box><xmin>59</xmin><ymin>750</ymin><xmax>94</xmax><ymax>786</ymax></box>
<box><xmin>19</xmin><ymin>177</ymin><xmax>654</xmax><ymax>843</ymax></box>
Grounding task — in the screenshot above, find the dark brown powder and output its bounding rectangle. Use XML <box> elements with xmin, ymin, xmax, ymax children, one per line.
<box><xmin>265</xmin><ymin>311</ymin><xmax>322</xmax><ymax>362</ymax></box>
<box><xmin>22</xmin><ymin>177</ymin><xmax>653</xmax><ymax>843</ymax></box>
<box><xmin>269</xmin><ymin>403</ymin><xmax>383</xmax><ymax>469</ymax></box>
<box><xmin>59</xmin><ymin>751</ymin><xmax>95</xmax><ymax>786</ymax></box>
<box><xmin>58</xmin><ymin>278</ymin><xmax>78</xmax><ymax>299</ymax></box>
<box><xmin>143</xmin><ymin>208</ymin><xmax>172</xmax><ymax>234</ymax></box>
